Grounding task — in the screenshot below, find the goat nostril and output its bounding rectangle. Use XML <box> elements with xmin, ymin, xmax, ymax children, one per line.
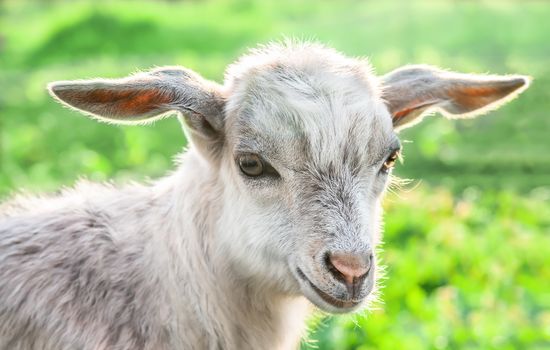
<box><xmin>326</xmin><ymin>251</ymin><xmax>372</xmax><ymax>285</ymax></box>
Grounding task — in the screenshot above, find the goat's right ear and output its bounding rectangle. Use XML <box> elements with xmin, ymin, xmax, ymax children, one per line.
<box><xmin>48</xmin><ymin>67</ymin><xmax>226</xmax><ymax>156</ymax></box>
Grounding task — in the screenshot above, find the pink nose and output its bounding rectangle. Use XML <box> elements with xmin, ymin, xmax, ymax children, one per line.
<box><xmin>327</xmin><ymin>252</ymin><xmax>372</xmax><ymax>285</ymax></box>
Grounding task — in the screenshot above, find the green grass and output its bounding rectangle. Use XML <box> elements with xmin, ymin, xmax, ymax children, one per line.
<box><xmin>1</xmin><ymin>0</ymin><xmax>549</xmax><ymax>348</ymax></box>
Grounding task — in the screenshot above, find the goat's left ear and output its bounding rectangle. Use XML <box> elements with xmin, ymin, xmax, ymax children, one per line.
<box><xmin>48</xmin><ymin>67</ymin><xmax>226</xmax><ymax>157</ymax></box>
<box><xmin>380</xmin><ymin>65</ymin><xmax>531</xmax><ymax>131</ymax></box>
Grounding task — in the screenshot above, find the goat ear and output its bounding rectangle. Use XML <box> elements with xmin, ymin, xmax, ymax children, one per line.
<box><xmin>380</xmin><ymin>65</ymin><xmax>531</xmax><ymax>131</ymax></box>
<box><xmin>48</xmin><ymin>67</ymin><xmax>226</xmax><ymax>153</ymax></box>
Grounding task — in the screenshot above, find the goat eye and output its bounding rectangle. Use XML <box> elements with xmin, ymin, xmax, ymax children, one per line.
<box><xmin>238</xmin><ymin>154</ymin><xmax>264</xmax><ymax>177</ymax></box>
<box><xmin>381</xmin><ymin>150</ymin><xmax>400</xmax><ymax>174</ymax></box>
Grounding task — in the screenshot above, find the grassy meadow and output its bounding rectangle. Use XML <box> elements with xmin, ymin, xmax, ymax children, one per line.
<box><xmin>0</xmin><ymin>0</ymin><xmax>549</xmax><ymax>349</ymax></box>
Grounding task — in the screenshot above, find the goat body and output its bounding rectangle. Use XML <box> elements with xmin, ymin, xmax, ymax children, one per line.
<box><xmin>0</xmin><ymin>42</ymin><xmax>529</xmax><ymax>349</ymax></box>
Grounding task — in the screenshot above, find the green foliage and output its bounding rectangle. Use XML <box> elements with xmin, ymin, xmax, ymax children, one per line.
<box><xmin>0</xmin><ymin>0</ymin><xmax>548</xmax><ymax>348</ymax></box>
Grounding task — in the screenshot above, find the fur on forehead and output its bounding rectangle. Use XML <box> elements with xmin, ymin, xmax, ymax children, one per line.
<box><xmin>223</xmin><ymin>41</ymin><xmax>395</xmax><ymax>165</ymax></box>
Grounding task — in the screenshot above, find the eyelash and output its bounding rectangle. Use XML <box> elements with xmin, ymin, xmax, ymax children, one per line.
<box><xmin>237</xmin><ymin>153</ymin><xmax>281</xmax><ymax>179</ymax></box>
<box><xmin>380</xmin><ymin>150</ymin><xmax>400</xmax><ymax>174</ymax></box>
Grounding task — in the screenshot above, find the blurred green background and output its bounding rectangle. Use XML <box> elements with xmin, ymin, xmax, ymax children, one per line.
<box><xmin>0</xmin><ymin>0</ymin><xmax>548</xmax><ymax>349</ymax></box>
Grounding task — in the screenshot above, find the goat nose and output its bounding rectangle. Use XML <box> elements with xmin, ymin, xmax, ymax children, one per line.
<box><xmin>327</xmin><ymin>251</ymin><xmax>372</xmax><ymax>285</ymax></box>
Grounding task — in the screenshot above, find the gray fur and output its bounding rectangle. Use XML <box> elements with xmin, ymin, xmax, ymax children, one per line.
<box><xmin>0</xmin><ymin>41</ymin><xmax>529</xmax><ymax>349</ymax></box>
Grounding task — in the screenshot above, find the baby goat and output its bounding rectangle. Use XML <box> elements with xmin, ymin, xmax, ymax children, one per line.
<box><xmin>0</xmin><ymin>42</ymin><xmax>529</xmax><ymax>349</ymax></box>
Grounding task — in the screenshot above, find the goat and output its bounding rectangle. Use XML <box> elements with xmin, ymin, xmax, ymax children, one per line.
<box><xmin>0</xmin><ymin>42</ymin><xmax>530</xmax><ymax>349</ymax></box>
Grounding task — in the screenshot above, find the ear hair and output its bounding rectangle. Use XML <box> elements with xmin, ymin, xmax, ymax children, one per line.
<box><xmin>380</xmin><ymin>64</ymin><xmax>531</xmax><ymax>130</ymax></box>
<box><xmin>48</xmin><ymin>67</ymin><xmax>225</xmax><ymax>125</ymax></box>
<box><xmin>48</xmin><ymin>67</ymin><xmax>227</xmax><ymax>157</ymax></box>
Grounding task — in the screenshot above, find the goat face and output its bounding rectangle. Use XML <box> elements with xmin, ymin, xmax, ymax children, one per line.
<box><xmin>217</xmin><ymin>46</ymin><xmax>396</xmax><ymax>313</ymax></box>
<box><xmin>48</xmin><ymin>42</ymin><xmax>529</xmax><ymax>314</ymax></box>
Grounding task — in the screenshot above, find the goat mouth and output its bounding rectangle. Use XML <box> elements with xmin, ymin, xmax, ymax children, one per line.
<box><xmin>296</xmin><ymin>268</ymin><xmax>362</xmax><ymax>310</ymax></box>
